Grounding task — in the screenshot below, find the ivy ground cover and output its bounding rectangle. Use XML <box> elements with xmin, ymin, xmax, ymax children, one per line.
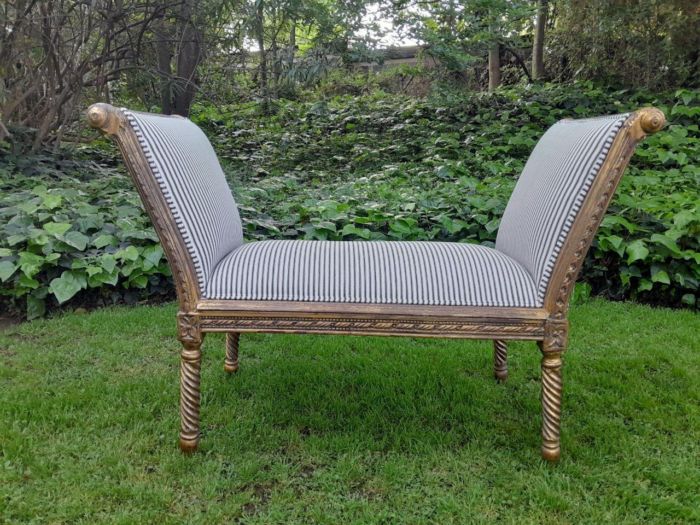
<box><xmin>1</xmin><ymin>83</ymin><xmax>698</xmax><ymax>318</ymax></box>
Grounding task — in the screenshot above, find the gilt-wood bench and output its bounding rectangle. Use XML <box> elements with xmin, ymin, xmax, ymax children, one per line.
<box><xmin>87</xmin><ymin>103</ymin><xmax>665</xmax><ymax>461</ymax></box>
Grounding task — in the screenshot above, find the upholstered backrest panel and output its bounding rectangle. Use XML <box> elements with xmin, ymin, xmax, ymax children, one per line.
<box><xmin>124</xmin><ymin>110</ymin><xmax>243</xmax><ymax>292</ymax></box>
<box><xmin>496</xmin><ymin>113</ymin><xmax>629</xmax><ymax>302</ymax></box>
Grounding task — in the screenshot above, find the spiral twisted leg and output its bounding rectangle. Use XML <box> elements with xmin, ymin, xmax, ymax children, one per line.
<box><xmin>179</xmin><ymin>342</ymin><xmax>202</xmax><ymax>453</ymax></box>
<box><xmin>224</xmin><ymin>332</ymin><xmax>240</xmax><ymax>373</ymax></box>
<box><xmin>540</xmin><ymin>350</ymin><xmax>563</xmax><ymax>462</ymax></box>
<box><xmin>538</xmin><ymin>321</ymin><xmax>567</xmax><ymax>462</ymax></box>
<box><xmin>493</xmin><ymin>340</ymin><xmax>508</xmax><ymax>382</ymax></box>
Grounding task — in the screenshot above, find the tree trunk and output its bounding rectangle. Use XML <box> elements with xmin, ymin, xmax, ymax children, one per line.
<box><xmin>172</xmin><ymin>0</ymin><xmax>202</xmax><ymax>117</ymax></box>
<box><xmin>488</xmin><ymin>43</ymin><xmax>501</xmax><ymax>91</ymax></box>
<box><xmin>155</xmin><ymin>14</ymin><xmax>174</xmax><ymax>114</ymax></box>
<box><xmin>0</xmin><ymin>120</ymin><xmax>10</xmax><ymax>141</ymax></box>
<box><xmin>532</xmin><ymin>0</ymin><xmax>548</xmax><ymax>80</ymax></box>
<box><xmin>287</xmin><ymin>20</ymin><xmax>296</xmax><ymax>69</ymax></box>
<box><xmin>255</xmin><ymin>0</ymin><xmax>269</xmax><ymax>113</ymax></box>
<box><xmin>271</xmin><ymin>39</ymin><xmax>279</xmax><ymax>86</ymax></box>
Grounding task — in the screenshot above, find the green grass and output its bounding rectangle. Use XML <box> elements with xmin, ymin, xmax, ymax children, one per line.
<box><xmin>1</xmin><ymin>300</ymin><xmax>699</xmax><ymax>524</ymax></box>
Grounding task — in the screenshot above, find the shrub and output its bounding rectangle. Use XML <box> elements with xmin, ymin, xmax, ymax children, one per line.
<box><xmin>0</xmin><ymin>145</ymin><xmax>173</xmax><ymax>318</ymax></box>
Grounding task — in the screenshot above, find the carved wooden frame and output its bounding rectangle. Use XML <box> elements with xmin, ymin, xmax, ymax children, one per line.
<box><xmin>87</xmin><ymin>103</ymin><xmax>665</xmax><ymax>461</ymax></box>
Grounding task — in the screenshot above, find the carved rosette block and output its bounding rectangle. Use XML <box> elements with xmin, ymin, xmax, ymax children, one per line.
<box><xmin>224</xmin><ymin>333</ymin><xmax>240</xmax><ymax>373</ymax></box>
<box><xmin>543</xmin><ymin>319</ymin><xmax>568</xmax><ymax>353</ymax></box>
<box><xmin>177</xmin><ymin>313</ymin><xmax>203</xmax><ymax>452</ymax></box>
<box><xmin>177</xmin><ymin>313</ymin><xmax>201</xmax><ymax>346</ymax></box>
<box><xmin>540</xmin><ymin>319</ymin><xmax>568</xmax><ymax>462</ymax></box>
<box><xmin>493</xmin><ymin>340</ymin><xmax>508</xmax><ymax>382</ymax></box>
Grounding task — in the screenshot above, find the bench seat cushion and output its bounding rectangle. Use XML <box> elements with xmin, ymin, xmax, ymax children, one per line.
<box><xmin>205</xmin><ymin>240</ymin><xmax>540</xmax><ymax>307</ymax></box>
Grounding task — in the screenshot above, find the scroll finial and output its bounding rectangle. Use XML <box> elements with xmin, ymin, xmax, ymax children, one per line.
<box><xmin>86</xmin><ymin>103</ymin><xmax>121</xmax><ymax>135</ymax></box>
<box><xmin>638</xmin><ymin>107</ymin><xmax>666</xmax><ymax>135</ymax></box>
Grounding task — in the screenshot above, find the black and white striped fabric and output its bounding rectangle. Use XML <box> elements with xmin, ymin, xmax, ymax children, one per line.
<box><xmin>496</xmin><ymin>113</ymin><xmax>629</xmax><ymax>303</ymax></box>
<box><xmin>125</xmin><ymin>110</ymin><xmax>244</xmax><ymax>291</ymax></box>
<box><xmin>205</xmin><ymin>240</ymin><xmax>539</xmax><ymax>307</ymax></box>
<box><xmin>126</xmin><ymin>108</ymin><xmax>628</xmax><ymax>307</ymax></box>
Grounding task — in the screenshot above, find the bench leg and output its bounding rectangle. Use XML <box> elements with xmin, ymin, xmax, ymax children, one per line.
<box><xmin>493</xmin><ymin>340</ymin><xmax>508</xmax><ymax>382</ymax></box>
<box><xmin>224</xmin><ymin>332</ymin><xmax>240</xmax><ymax>373</ymax></box>
<box><xmin>177</xmin><ymin>313</ymin><xmax>203</xmax><ymax>453</ymax></box>
<box><xmin>539</xmin><ymin>321</ymin><xmax>567</xmax><ymax>462</ymax></box>
<box><xmin>179</xmin><ymin>340</ymin><xmax>202</xmax><ymax>453</ymax></box>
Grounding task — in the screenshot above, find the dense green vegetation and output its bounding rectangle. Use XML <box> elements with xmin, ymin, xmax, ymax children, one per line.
<box><xmin>1</xmin><ymin>83</ymin><xmax>698</xmax><ymax>318</ymax></box>
<box><xmin>1</xmin><ymin>300</ymin><xmax>699</xmax><ymax>522</ymax></box>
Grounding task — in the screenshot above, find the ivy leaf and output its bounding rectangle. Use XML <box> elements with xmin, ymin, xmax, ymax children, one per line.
<box><xmin>0</xmin><ymin>261</ymin><xmax>18</xmax><ymax>282</ymax></box>
<box><xmin>435</xmin><ymin>165</ymin><xmax>451</xmax><ymax>179</ymax></box>
<box><xmin>17</xmin><ymin>201</ymin><xmax>39</xmax><ymax>214</ymax></box>
<box><xmin>130</xmin><ymin>274</ymin><xmax>149</xmax><ymax>288</ymax></box>
<box><xmin>43</xmin><ymin>222</ymin><xmax>72</xmax><ymax>236</ymax></box>
<box><xmin>7</xmin><ymin>235</ymin><xmax>27</xmax><ymax>246</ymax></box>
<box><xmin>18</xmin><ymin>274</ymin><xmax>40</xmax><ymax>289</ymax></box>
<box><xmin>681</xmin><ymin>294</ymin><xmax>696</xmax><ymax>306</ymax></box>
<box><xmin>42</xmin><ymin>194</ymin><xmax>62</xmax><ymax>209</ymax></box>
<box><xmin>86</xmin><ymin>266</ymin><xmax>103</xmax><ymax>277</ymax></box>
<box><xmin>142</xmin><ymin>245</ymin><xmax>164</xmax><ymax>269</ymax></box>
<box><xmin>313</xmin><ymin>221</ymin><xmax>337</xmax><ymax>232</ymax></box>
<box><xmin>341</xmin><ymin>224</ymin><xmax>371</xmax><ymax>239</ymax></box>
<box><xmin>92</xmin><ymin>234</ymin><xmax>116</xmax><ymax>248</ymax></box>
<box><xmin>63</xmin><ymin>231</ymin><xmax>89</xmax><ymax>251</ymax></box>
<box><xmin>100</xmin><ymin>254</ymin><xmax>117</xmax><ymax>273</ymax></box>
<box><xmin>18</xmin><ymin>252</ymin><xmax>45</xmax><ymax>277</ymax></box>
<box><xmin>601</xmin><ymin>215</ymin><xmax>637</xmax><ymax>233</ymax></box>
<box><xmin>672</xmin><ymin>210</ymin><xmax>697</xmax><ymax>229</ymax></box>
<box><xmin>116</xmin><ymin>246</ymin><xmax>140</xmax><ymax>261</ymax></box>
<box><xmin>651</xmin><ymin>266</ymin><xmax>671</xmax><ymax>285</ymax></box>
<box><xmin>626</xmin><ymin>240</ymin><xmax>649</xmax><ymax>263</ymax></box>
<box><xmin>49</xmin><ymin>271</ymin><xmax>87</xmax><ymax>303</ymax></box>
<box><xmin>638</xmin><ymin>279</ymin><xmax>653</xmax><ymax>292</ymax></box>
<box><xmin>650</xmin><ymin>233</ymin><xmax>681</xmax><ymax>256</ymax></box>
<box><xmin>26</xmin><ymin>295</ymin><xmax>46</xmax><ymax>320</ymax></box>
<box><xmin>88</xmin><ymin>270</ymin><xmax>119</xmax><ymax>287</ymax></box>
<box><xmin>484</xmin><ymin>218</ymin><xmax>500</xmax><ymax>233</ymax></box>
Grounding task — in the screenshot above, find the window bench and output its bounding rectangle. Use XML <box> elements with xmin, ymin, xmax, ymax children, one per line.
<box><xmin>87</xmin><ymin>103</ymin><xmax>665</xmax><ymax>462</ymax></box>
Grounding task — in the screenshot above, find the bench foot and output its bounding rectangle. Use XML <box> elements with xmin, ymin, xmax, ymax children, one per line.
<box><xmin>541</xmin><ymin>441</ymin><xmax>561</xmax><ymax>462</ymax></box>
<box><xmin>179</xmin><ymin>435</ymin><xmax>199</xmax><ymax>453</ymax></box>
<box><xmin>224</xmin><ymin>332</ymin><xmax>240</xmax><ymax>373</ymax></box>
<box><xmin>493</xmin><ymin>340</ymin><xmax>508</xmax><ymax>382</ymax></box>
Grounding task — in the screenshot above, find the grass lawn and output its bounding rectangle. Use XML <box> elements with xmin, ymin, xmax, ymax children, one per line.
<box><xmin>1</xmin><ymin>299</ymin><xmax>698</xmax><ymax>524</ymax></box>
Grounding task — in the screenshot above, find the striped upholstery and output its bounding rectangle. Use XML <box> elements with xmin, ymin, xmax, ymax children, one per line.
<box><xmin>496</xmin><ymin>113</ymin><xmax>629</xmax><ymax>302</ymax></box>
<box><xmin>206</xmin><ymin>240</ymin><xmax>539</xmax><ymax>307</ymax></box>
<box><xmin>125</xmin><ymin>110</ymin><xmax>244</xmax><ymax>291</ymax></box>
<box><xmin>124</xmin><ymin>108</ymin><xmax>629</xmax><ymax>308</ymax></box>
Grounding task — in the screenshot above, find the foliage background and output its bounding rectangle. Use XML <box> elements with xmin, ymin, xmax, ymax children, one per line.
<box><xmin>1</xmin><ymin>83</ymin><xmax>698</xmax><ymax>318</ymax></box>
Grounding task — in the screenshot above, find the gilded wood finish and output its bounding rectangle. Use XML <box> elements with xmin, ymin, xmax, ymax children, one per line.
<box><xmin>224</xmin><ymin>333</ymin><xmax>240</xmax><ymax>373</ymax></box>
<box><xmin>177</xmin><ymin>312</ymin><xmax>203</xmax><ymax>452</ymax></box>
<box><xmin>87</xmin><ymin>104</ymin><xmax>665</xmax><ymax>461</ymax></box>
<box><xmin>493</xmin><ymin>340</ymin><xmax>508</xmax><ymax>382</ymax></box>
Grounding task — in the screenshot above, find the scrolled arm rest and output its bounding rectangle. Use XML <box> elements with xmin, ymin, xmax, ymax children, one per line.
<box><xmin>638</xmin><ymin>107</ymin><xmax>666</xmax><ymax>135</ymax></box>
<box><xmin>86</xmin><ymin>103</ymin><xmax>123</xmax><ymax>135</ymax></box>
